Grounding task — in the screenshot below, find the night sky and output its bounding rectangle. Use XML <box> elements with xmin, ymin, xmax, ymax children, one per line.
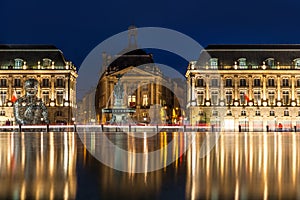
<box><xmin>1</xmin><ymin>0</ymin><xmax>300</xmax><ymax>76</ymax></box>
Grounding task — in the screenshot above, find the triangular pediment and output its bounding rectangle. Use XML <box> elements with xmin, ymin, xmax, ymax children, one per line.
<box><xmin>109</xmin><ymin>66</ymin><xmax>162</xmax><ymax>78</ymax></box>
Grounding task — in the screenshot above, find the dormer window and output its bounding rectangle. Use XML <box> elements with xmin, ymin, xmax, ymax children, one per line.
<box><xmin>209</xmin><ymin>58</ymin><xmax>218</xmax><ymax>69</ymax></box>
<box><xmin>14</xmin><ymin>58</ymin><xmax>23</xmax><ymax>69</ymax></box>
<box><xmin>43</xmin><ymin>58</ymin><xmax>52</xmax><ymax>68</ymax></box>
<box><xmin>294</xmin><ymin>58</ymin><xmax>300</xmax><ymax>69</ymax></box>
<box><xmin>265</xmin><ymin>58</ymin><xmax>275</xmax><ymax>68</ymax></box>
<box><xmin>238</xmin><ymin>58</ymin><xmax>247</xmax><ymax>69</ymax></box>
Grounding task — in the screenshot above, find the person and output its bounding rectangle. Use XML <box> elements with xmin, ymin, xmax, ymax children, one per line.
<box><xmin>13</xmin><ymin>79</ymin><xmax>49</xmax><ymax>125</ymax></box>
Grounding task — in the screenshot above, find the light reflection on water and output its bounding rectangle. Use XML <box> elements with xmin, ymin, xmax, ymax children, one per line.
<box><xmin>0</xmin><ymin>131</ymin><xmax>300</xmax><ymax>199</ymax></box>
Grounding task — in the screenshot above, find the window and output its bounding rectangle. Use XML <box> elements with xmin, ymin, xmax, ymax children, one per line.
<box><xmin>43</xmin><ymin>58</ymin><xmax>52</xmax><ymax>68</ymax></box>
<box><xmin>42</xmin><ymin>91</ymin><xmax>50</xmax><ymax>105</ymax></box>
<box><xmin>212</xmin><ymin>110</ymin><xmax>218</xmax><ymax>116</ymax></box>
<box><xmin>56</xmin><ymin>78</ymin><xmax>64</xmax><ymax>87</ymax></box>
<box><xmin>268</xmin><ymin>91</ymin><xmax>275</xmax><ymax>105</ymax></box>
<box><xmin>197</xmin><ymin>91</ymin><xmax>204</xmax><ymax>105</ymax></box>
<box><xmin>268</xmin><ymin>79</ymin><xmax>275</xmax><ymax>87</ymax></box>
<box><xmin>294</xmin><ymin>58</ymin><xmax>300</xmax><ymax>68</ymax></box>
<box><xmin>225</xmin><ymin>91</ymin><xmax>233</xmax><ymax>105</ymax></box>
<box><xmin>211</xmin><ymin>91</ymin><xmax>218</xmax><ymax>105</ymax></box>
<box><xmin>270</xmin><ymin>111</ymin><xmax>275</xmax><ymax>116</ymax></box>
<box><xmin>0</xmin><ymin>91</ymin><xmax>6</xmax><ymax>106</ymax></box>
<box><xmin>255</xmin><ymin>110</ymin><xmax>261</xmax><ymax>116</ymax></box>
<box><xmin>297</xmin><ymin>79</ymin><xmax>300</xmax><ymax>87</ymax></box>
<box><xmin>283</xmin><ymin>79</ymin><xmax>289</xmax><ymax>87</ymax></box>
<box><xmin>240</xmin><ymin>91</ymin><xmax>246</xmax><ymax>104</ymax></box>
<box><xmin>209</xmin><ymin>58</ymin><xmax>218</xmax><ymax>69</ymax></box>
<box><xmin>0</xmin><ymin>79</ymin><xmax>6</xmax><ymax>87</ymax></box>
<box><xmin>227</xmin><ymin>110</ymin><xmax>232</xmax><ymax>116</ymax></box>
<box><xmin>42</xmin><ymin>79</ymin><xmax>50</xmax><ymax>87</ymax></box>
<box><xmin>128</xmin><ymin>95</ymin><xmax>136</xmax><ymax>107</ymax></box>
<box><xmin>266</xmin><ymin>58</ymin><xmax>275</xmax><ymax>68</ymax></box>
<box><xmin>14</xmin><ymin>79</ymin><xmax>21</xmax><ymax>87</ymax></box>
<box><xmin>297</xmin><ymin>91</ymin><xmax>300</xmax><ymax>104</ymax></box>
<box><xmin>14</xmin><ymin>58</ymin><xmax>23</xmax><ymax>69</ymax></box>
<box><xmin>283</xmin><ymin>91</ymin><xmax>289</xmax><ymax>105</ymax></box>
<box><xmin>254</xmin><ymin>91</ymin><xmax>261</xmax><ymax>105</ymax></box>
<box><xmin>56</xmin><ymin>111</ymin><xmax>63</xmax><ymax>117</ymax></box>
<box><xmin>238</xmin><ymin>58</ymin><xmax>247</xmax><ymax>69</ymax></box>
<box><xmin>56</xmin><ymin>91</ymin><xmax>63</xmax><ymax>106</ymax></box>
<box><xmin>225</xmin><ymin>79</ymin><xmax>232</xmax><ymax>87</ymax></box>
<box><xmin>240</xmin><ymin>79</ymin><xmax>246</xmax><ymax>87</ymax></box>
<box><xmin>284</xmin><ymin>110</ymin><xmax>289</xmax><ymax>116</ymax></box>
<box><xmin>241</xmin><ymin>110</ymin><xmax>246</xmax><ymax>116</ymax></box>
<box><xmin>0</xmin><ymin>110</ymin><xmax>5</xmax><ymax>116</ymax></box>
<box><xmin>196</xmin><ymin>78</ymin><xmax>205</xmax><ymax>87</ymax></box>
<box><xmin>211</xmin><ymin>79</ymin><xmax>219</xmax><ymax>87</ymax></box>
<box><xmin>254</xmin><ymin>79</ymin><xmax>261</xmax><ymax>87</ymax></box>
<box><xmin>142</xmin><ymin>94</ymin><xmax>148</xmax><ymax>106</ymax></box>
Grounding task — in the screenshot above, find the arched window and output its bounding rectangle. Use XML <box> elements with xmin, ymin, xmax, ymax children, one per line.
<box><xmin>209</xmin><ymin>58</ymin><xmax>218</xmax><ymax>69</ymax></box>
<box><xmin>265</xmin><ymin>58</ymin><xmax>275</xmax><ymax>68</ymax></box>
<box><xmin>238</xmin><ymin>58</ymin><xmax>247</xmax><ymax>69</ymax></box>
<box><xmin>43</xmin><ymin>58</ymin><xmax>52</xmax><ymax>68</ymax></box>
<box><xmin>14</xmin><ymin>58</ymin><xmax>23</xmax><ymax>69</ymax></box>
<box><xmin>294</xmin><ymin>58</ymin><xmax>300</xmax><ymax>68</ymax></box>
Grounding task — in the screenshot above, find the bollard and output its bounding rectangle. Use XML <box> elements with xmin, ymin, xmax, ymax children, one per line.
<box><xmin>156</xmin><ymin>125</ymin><xmax>159</xmax><ymax>133</ymax></box>
<box><xmin>101</xmin><ymin>124</ymin><xmax>104</xmax><ymax>132</ymax></box>
<box><xmin>19</xmin><ymin>124</ymin><xmax>22</xmax><ymax>133</ymax></box>
<box><xmin>74</xmin><ymin>124</ymin><xmax>77</xmax><ymax>132</ymax></box>
<box><xmin>129</xmin><ymin>124</ymin><xmax>131</xmax><ymax>132</ymax></box>
<box><xmin>47</xmin><ymin>124</ymin><xmax>49</xmax><ymax>132</ymax></box>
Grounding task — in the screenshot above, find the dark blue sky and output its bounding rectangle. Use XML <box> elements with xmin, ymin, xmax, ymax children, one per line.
<box><xmin>1</xmin><ymin>0</ymin><xmax>300</xmax><ymax>75</ymax></box>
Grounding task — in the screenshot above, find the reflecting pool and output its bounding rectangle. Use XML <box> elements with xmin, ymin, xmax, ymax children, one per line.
<box><xmin>0</xmin><ymin>131</ymin><xmax>300</xmax><ymax>199</ymax></box>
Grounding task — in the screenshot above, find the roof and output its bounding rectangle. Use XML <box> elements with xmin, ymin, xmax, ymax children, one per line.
<box><xmin>198</xmin><ymin>44</ymin><xmax>300</xmax><ymax>66</ymax></box>
<box><xmin>106</xmin><ymin>48</ymin><xmax>154</xmax><ymax>74</ymax></box>
<box><xmin>0</xmin><ymin>44</ymin><xmax>67</xmax><ymax>67</ymax></box>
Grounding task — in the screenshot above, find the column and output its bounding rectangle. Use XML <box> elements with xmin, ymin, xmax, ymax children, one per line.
<box><xmin>137</xmin><ymin>82</ymin><xmax>141</xmax><ymax>106</ymax></box>
<box><xmin>234</xmin><ymin>75</ymin><xmax>238</xmax><ymax>100</ymax></box>
<box><xmin>51</xmin><ymin>76</ymin><xmax>55</xmax><ymax>100</ymax></box>
<box><xmin>206</xmin><ymin>75</ymin><xmax>210</xmax><ymax>100</ymax></box>
<box><xmin>248</xmin><ymin>75</ymin><xmax>253</xmax><ymax>100</ymax></box>
<box><xmin>65</xmin><ymin>76</ymin><xmax>69</xmax><ymax>101</ymax></box>
<box><xmin>220</xmin><ymin>75</ymin><xmax>224</xmax><ymax>100</ymax></box>
<box><xmin>277</xmin><ymin>75</ymin><xmax>281</xmax><ymax>100</ymax></box>
<box><xmin>151</xmin><ymin>82</ymin><xmax>154</xmax><ymax>105</ymax></box>
<box><xmin>191</xmin><ymin>76</ymin><xmax>196</xmax><ymax>101</ymax></box>
<box><xmin>263</xmin><ymin>75</ymin><xmax>266</xmax><ymax>100</ymax></box>
<box><xmin>292</xmin><ymin>76</ymin><xmax>295</xmax><ymax>100</ymax></box>
<box><xmin>156</xmin><ymin>79</ymin><xmax>160</xmax><ymax>105</ymax></box>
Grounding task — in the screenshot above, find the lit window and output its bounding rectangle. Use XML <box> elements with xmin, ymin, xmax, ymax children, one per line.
<box><xmin>197</xmin><ymin>91</ymin><xmax>204</xmax><ymax>105</ymax></box>
<box><xmin>56</xmin><ymin>111</ymin><xmax>63</xmax><ymax>117</ymax></box>
<box><xmin>14</xmin><ymin>58</ymin><xmax>23</xmax><ymax>69</ymax></box>
<box><xmin>297</xmin><ymin>79</ymin><xmax>300</xmax><ymax>87</ymax></box>
<box><xmin>268</xmin><ymin>91</ymin><xmax>275</xmax><ymax>105</ymax></box>
<box><xmin>0</xmin><ymin>91</ymin><xmax>6</xmax><ymax>106</ymax></box>
<box><xmin>240</xmin><ymin>91</ymin><xmax>246</xmax><ymax>104</ymax></box>
<box><xmin>238</xmin><ymin>58</ymin><xmax>247</xmax><ymax>69</ymax></box>
<box><xmin>270</xmin><ymin>111</ymin><xmax>275</xmax><ymax>116</ymax></box>
<box><xmin>209</xmin><ymin>58</ymin><xmax>218</xmax><ymax>69</ymax></box>
<box><xmin>225</xmin><ymin>91</ymin><xmax>233</xmax><ymax>105</ymax></box>
<box><xmin>42</xmin><ymin>79</ymin><xmax>50</xmax><ymax>87</ymax></box>
<box><xmin>294</xmin><ymin>58</ymin><xmax>300</xmax><ymax>68</ymax></box>
<box><xmin>0</xmin><ymin>110</ymin><xmax>5</xmax><ymax>116</ymax></box>
<box><xmin>128</xmin><ymin>95</ymin><xmax>136</xmax><ymax>107</ymax></box>
<box><xmin>42</xmin><ymin>91</ymin><xmax>50</xmax><ymax>105</ymax></box>
<box><xmin>142</xmin><ymin>94</ymin><xmax>148</xmax><ymax>106</ymax></box>
<box><xmin>56</xmin><ymin>78</ymin><xmax>64</xmax><ymax>87</ymax></box>
<box><xmin>227</xmin><ymin>110</ymin><xmax>232</xmax><ymax>116</ymax></box>
<box><xmin>211</xmin><ymin>91</ymin><xmax>218</xmax><ymax>105</ymax></box>
<box><xmin>43</xmin><ymin>58</ymin><xmax>52</xmax><ymax>68</ymax></box>
<box><xmin>265</xmin><ymin>58</ymin><xmax>275</xmax><ymax>68</ymax></box>
<box><xmin>56</xmin><ymin>91</ymin><xmax>63</xmax><ymax>106</ymax></box>
<box><xmin>283</xmin><ymin>91</ymin><xmax>289</xmax><ymax>105</ymax></box>
<box><xmin>254</xmin><ymin>91</ymin><xmax>261</xmax><ymax>105</ymax></box>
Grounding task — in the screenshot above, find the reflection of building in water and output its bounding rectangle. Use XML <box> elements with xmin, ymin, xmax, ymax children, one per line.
<box><xmin>94</xmin><ymin>26</ymin><xmax>185</xmax><ymax>124</ymax></box>
<box><xmin>186</xmin><ymin>45</ymin><xmax>300</xmax><ymax>131</ymax></box>
<box><xmin>0</xmin><ymin>132</ymin><xmax>77</xmax><ymax>199</ymax></box>
<box><xmin>79</xmin><ymin>131</ymin><xmax>186</xmax><ymax>199</ymax></box>
<box><xmin>77</xmin><ymin>87</ymin><xmax>96</xmax><ymax>124</ymax></box>
<box><xmin>185</xmin><ymin>133</ymin><xmax>300</xmax><ymax>199</ymax></box>
<box><xmin>0</xmin><ymin>45</ymin><xmax>78</xmax><ymax>125</ymax></box>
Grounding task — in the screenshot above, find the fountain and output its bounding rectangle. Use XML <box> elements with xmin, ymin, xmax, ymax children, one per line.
<box><xmin>102</xmin><ymin>76</ymin><xmax>135</xmax><ymax>125</ymax></box>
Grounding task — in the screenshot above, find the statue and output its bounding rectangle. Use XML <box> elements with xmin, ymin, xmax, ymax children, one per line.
<box><xmin>13</xmin><ymin>79</ymin><xmax>49</xmax><ymax>125</ymax></box>
<box><xmin>113</xmin><ymin>78</ymin><xmax>125</xmax><ymax>107</ymax></box>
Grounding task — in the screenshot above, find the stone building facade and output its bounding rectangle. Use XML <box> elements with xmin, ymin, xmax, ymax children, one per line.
<box><xmin>0</xmin><ymin>45</ymin><xmax>77</xmax><ymax>125</ymax></box>
<box><xmin>186</xmin><ymin>44</ymin><xmax>300</xmax><ymax>132</ymax></box>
